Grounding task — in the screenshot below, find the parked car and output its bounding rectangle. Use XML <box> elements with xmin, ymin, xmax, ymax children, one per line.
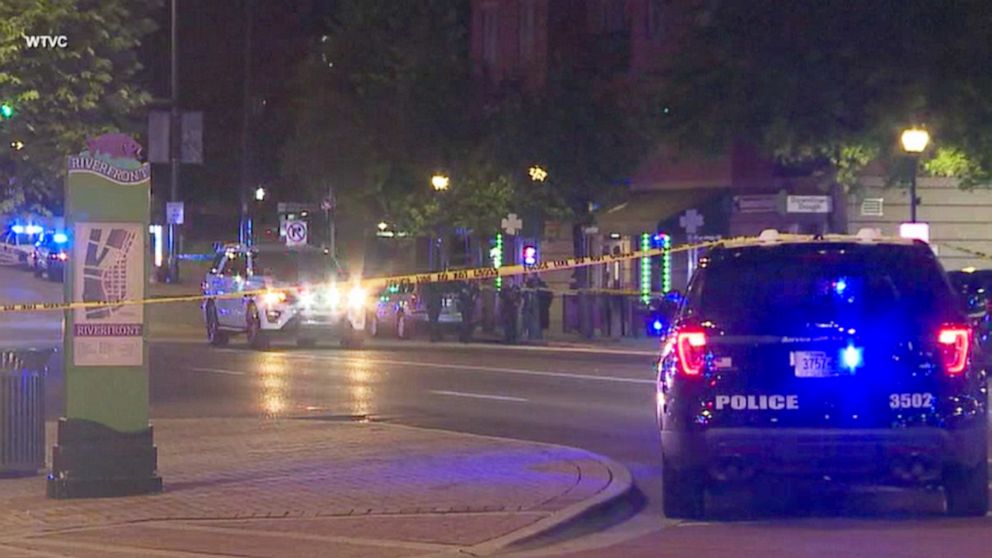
<box><xmin>0</xmin><ymin>224</ymin><xmax>43</xmax><ymax>267</ymax></box>
<box><xmin>201</xmin><ymin>243</ymin><xmax>367</xmax><ymax>350</ymax></box>
<box><xmin>32</xmin><ymin>231</ymin><xmax>70</xmax><ymax>281</ymax></box>
<box><xmin>659</xmin><ymin>229</ymin><xmax>988</xmax><ymax>518</ymax></box>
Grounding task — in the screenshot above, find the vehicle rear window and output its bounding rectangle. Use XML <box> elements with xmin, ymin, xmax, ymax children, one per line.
<box><xmin>692</xmin><ymin>244</ymin><xmax>957</xmax><ymax>333</ymax></box>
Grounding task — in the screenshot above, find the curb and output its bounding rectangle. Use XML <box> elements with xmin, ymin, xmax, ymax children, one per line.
<box><xmin>375</xmin><ymin>422</ymin><xmax>636</xmax><ymax>558</ymax></box>
<box><xmin>463</xmin><ymin>454</ymin><xmax>635</xmax><ymax>557</ymax></box>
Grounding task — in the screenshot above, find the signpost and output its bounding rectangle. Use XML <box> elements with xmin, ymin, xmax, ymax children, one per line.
<box><xmin>49</xmin><ymin>135</ymin><xmax>162</xmax><ymax>498</ymax></box>
<box><xmin>166</xmin><ymin>201</ymin><xmax>184</xmax><ymax>225</ymax></box>
<box><xmin>285</xmin><ymin>220</ymin><xmax>308</xmax><ymax>246</ymax></box>
<box><xmin>679</xmin><ymin>209</ymin><xmax>704</xmax><ymax>283</ymax></box>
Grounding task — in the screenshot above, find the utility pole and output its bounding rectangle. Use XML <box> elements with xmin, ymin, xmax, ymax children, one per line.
<box><xmin>326</xmin><ymin>185</ymin><xmax>336</xmax><ymax>257</ymax></box>
<box><xmin>167</xmin><ymin>0</ymin><xmax>180</xmax><ymax>282</ymax></box>
<box><xmin>239</xmin><ymin>0</ymin><xmax>253</xmax><ymax>245</ymax></box>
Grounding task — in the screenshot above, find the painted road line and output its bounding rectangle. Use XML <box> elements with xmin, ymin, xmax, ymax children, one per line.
<box><xmin>430</xmin><ymin>390</ymin><xmax>529</xmax><ymax>402</ymax></box>
<box><xmin>292</xmin><ymin>354</ymin><xmax>657</xmax><ymax>385</ymax></box>
<box><xmin>190</xmin><ymin>367</ymin><xmax>247</xmax><ymax>376</ymax></box>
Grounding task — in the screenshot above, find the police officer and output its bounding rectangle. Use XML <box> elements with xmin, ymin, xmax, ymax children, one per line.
<box><xmin>425</xmin><ymin>282</ymin><xmax>443</xmax><ymax>342</ymax></box>
<box><xmin>457</xmin><ymin>281</ymin><xmax>479</xmax><ymax>343</ymax></box>
<box><xmin>499</xmin><ymin>283</ymin><xmax>521</xmax><ymax>344</ymax></box>
<box><xmin>523</xmin><ymin>276</ymin><xmax>542</xmax><ymax>341</ymax></box>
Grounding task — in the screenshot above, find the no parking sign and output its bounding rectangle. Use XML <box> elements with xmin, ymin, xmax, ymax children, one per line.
<box><xmin>285</xmin><ymin>221</ymin><xmax>308</xmax><ymax>246</ymax></box>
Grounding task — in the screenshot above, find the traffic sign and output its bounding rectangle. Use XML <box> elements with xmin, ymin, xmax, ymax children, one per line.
<box><xmin>501</xmin><ymin>213</ymin><xmax>523</xmax><ymax>235</ymax></box>
<box><xmin>166</xmin><ymin>202</ymin><xmax>184</xmax><ymax>225</ymax></box>
<box><xmin>285</xmin><ymin>221</ymin><xmax>308</xmax><ymax>246</ymax></box>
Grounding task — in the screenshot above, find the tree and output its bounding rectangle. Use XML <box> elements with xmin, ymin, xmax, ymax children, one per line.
<box><xmin>657</xmin><ymin>0</ymin><xmax>992</xmax><ymax>188</ymax></box>
<box><xmin>280</xmin><ymin>0</ymin><xmax>477</xmax><ymax>244</ymax></box>
<box><xmin>280</xmin><ymin>0</ymin><xmax>660</xmax><ymax>263</ymax></box>
<box><xmin>0</xmin><ymin>0</ymin><xmax>160</xmax><ymax>214</ymax></box>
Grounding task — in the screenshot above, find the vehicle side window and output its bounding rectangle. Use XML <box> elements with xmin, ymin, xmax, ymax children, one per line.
<box><xmin>209</xmin><ymin>253</ymin><xmax>225</xmax><ymax>274</ymax></box>
<box><xmin>221</xmin><ymin>252</ymin><xmax>247</xmax><ymax>277</ymax></box>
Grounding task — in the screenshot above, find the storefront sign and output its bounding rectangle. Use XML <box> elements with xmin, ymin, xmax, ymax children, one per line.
<box><xmin>786</xmin><ymin>195</ymin><xmax>832</xmax><ymax>214</ymax></box>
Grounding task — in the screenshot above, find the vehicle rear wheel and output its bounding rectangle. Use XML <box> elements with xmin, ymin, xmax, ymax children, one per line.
<box><xmin>246</xmin><ymin>304</ymin><xmax>269</xmax><ymax>350</ymax></box>
<box><xmin>205</xmin><ymin>302</ymin><xmax>229</xmax><ymax>347</ymax></box>
<box><xmin>296</xmin><ymin>337</ymin><xmax>317</xmax><ymax>348</ymax></box>
<box><xmin>662</xmin><ymin>455</ymin><xmax>706</xmax><ymax>519</ymax></box>
<box><xmin>944</xmin><ymin>461</ymin><xmax>989</xmax><ymax>517</ymax></box>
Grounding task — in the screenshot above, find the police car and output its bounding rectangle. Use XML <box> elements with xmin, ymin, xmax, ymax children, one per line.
<box><xmin>0</xmin><ymin>223</ymin><xmax>44</xmax><ymax>267</ymax></box>
<box><xmin>201</xmin><ymin>243</ymin><xmax>367</xmax><ymax>349</ymax></box>
<box><xmin>658</xmin><ymin>229</ymin><xmax>989</xmax><ymax>518</ymax></box>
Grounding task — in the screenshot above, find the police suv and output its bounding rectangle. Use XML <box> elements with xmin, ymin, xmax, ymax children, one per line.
<box><xmin>658</xmin><ymin>229</ymin><xmax>989</xmax><ymax>518</ymax></box>
<box><xmin>202</xmin><ymin>243</ymin><xmax>367</xmax><ymax>349</ymax></box>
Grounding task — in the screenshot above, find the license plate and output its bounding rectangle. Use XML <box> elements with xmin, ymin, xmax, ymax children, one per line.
<box><xmin>792</xmin><ymin>351</ymin><xmax>838</xmax><ymax>378</ymax></box>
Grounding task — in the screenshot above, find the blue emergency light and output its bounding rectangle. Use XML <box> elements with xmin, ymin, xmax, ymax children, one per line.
<box><xmin>840</xmin><ymin>344</ymin><xmax>863</xmax><ymax>371</ymax></box>
<box><xmin>522</xmin><ymin>245</ymin><xmax>537</xmax><ymax>266</ymax></box>
<box><xmin>53</xmin><ymin>233</ymin><xmax>68</xmax><ymax>244</ymax></box>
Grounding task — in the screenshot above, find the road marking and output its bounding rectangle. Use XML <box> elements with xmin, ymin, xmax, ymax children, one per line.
<box><xmin>293</xmin><ymin>354</ymin><xmax>657</xmax><ymax>385</ymax></box>
<box><xmin>190</xmin><ymin>367</ymin><xmax>246</xmax><ymax>376</ymax></box>
<box><xmin>430</xmin><ymin>390</ymin><xmax>529</xmax><ymax>402</ymax></box>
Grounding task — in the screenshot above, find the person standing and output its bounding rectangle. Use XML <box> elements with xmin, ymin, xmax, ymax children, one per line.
<box><xmin>499</xmin><ymin>283</ymin><xmax>521</xmax><ymax>344</ymax></box>
<box><xmin>457</xmin><ymin>281</ymin><xmax>479</xmax><ymax>343</ymax></box>
<box><xmin>425</xmin><ymin>282</ymin><xmax>443</xmax><ymax>342</ymax></box>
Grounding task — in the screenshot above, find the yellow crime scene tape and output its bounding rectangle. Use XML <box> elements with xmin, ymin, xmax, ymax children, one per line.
<box><xmin>0</xmin><ymin>232</ymin><xmax>916</xmax><ymax>314</ymax></box>
<box><xmin>938</xmin><ymin>242</ymin><xmax>992</xmax><ymax>262</ymax></box>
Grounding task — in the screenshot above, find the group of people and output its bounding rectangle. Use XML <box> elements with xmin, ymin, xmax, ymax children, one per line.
<box><xmin>421</xmin><ymin>276</ymin><xmax>552</xmax><ymax>344</ymax></box>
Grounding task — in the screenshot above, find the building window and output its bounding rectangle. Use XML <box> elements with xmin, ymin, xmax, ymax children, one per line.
<box><xmin>519</xmin><ymin>1</ymin><xmax>536</xmax><ymax>62</ymax></box>
<box><xmin>647</xmin><ymin>0</ymin><xmax>664</xmax><ymax>38</ymax></box>
<box><xmin>482</xmin><ymin>6</ymin><xmax>499</xmax><ymax>68</ymax></box>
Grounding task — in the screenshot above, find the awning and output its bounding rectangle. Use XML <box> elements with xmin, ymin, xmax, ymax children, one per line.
<box><xmin>595</xmin><ymin>189</ymin><xmax>723</xmax><ymax>236</ymax></box>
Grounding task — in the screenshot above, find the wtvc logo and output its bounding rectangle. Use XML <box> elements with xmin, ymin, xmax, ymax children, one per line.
<box><xmin>23</xmin><ymin>35</ymin><xmax>68</xmax><ymax>49</ymax></box>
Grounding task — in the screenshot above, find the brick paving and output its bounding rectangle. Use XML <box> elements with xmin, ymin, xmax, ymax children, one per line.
<box><xmin>0</xmin><ymin>418</ymin><xmax>621</xmax><ymax>557</ymax></box>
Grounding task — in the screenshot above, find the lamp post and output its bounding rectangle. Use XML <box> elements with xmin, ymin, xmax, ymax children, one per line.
<box><xmin>430</xmin><ymin>174</ymin><xmax>450</xmax><ymax>270</ymax></box>
<box><xmin>900</xmin><ymin>127</ymin><xmax>930</xmax><ymax>223</ymax></box>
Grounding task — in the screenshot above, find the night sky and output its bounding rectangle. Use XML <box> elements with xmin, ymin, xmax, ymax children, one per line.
<box><xmin>141</xmin><ymin>0</ymin><xmax>333</xmax><ymax>207</ymax></box>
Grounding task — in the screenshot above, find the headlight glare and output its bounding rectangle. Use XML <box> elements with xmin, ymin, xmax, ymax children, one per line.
<box><xmin>348</xmin><ymin>286</ymin><xmax>367</xmax><ymax>309</ymax></box>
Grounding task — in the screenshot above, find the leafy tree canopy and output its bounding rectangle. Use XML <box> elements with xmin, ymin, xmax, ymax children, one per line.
<box><xmin>281</xmin><ymin>0</ymin><xmax>660</xmax><ymax>241</ymax></box>
<box><xmin>659</xmin><ymin>0</ymin><xmax>992</xmax><ymax>188</ymax></box>
<box><xmin>0</xmin><ymin>0</ymin><xmax>160</xmax><ymax>214</ymax></box>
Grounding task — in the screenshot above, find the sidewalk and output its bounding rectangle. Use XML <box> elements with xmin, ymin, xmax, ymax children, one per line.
<box><xmin>0</xmin><ymin>418</ymin><xmax>632</xmax><ymax>558</ymax></box>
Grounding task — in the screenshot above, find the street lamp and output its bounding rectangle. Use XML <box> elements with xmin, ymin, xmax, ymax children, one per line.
<box><xmin>900</xmin><ymin>127</ymin><xmax>930</xmax><ymax>223</ymax></box>
<box><xmin>431</xmin><ymin>174</ymin><xmax>449</xmax><ymax>191</ymax></box>
<box><xmin>254</xmin><ymin>186</ymin><xmax>266</xmax><ymax>201</ymax></box>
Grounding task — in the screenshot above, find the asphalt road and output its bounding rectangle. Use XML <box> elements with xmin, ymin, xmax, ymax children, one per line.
<box><xmin>2</xmin><ymin>264</ymin><xmax>991</xmax><ymax>558</ymax></box>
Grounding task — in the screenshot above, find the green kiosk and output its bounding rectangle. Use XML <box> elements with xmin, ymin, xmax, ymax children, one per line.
<box><xmin>48</xmin><ymin>134</ymin><xmax>162</xmax><ymax>498</ymax></box>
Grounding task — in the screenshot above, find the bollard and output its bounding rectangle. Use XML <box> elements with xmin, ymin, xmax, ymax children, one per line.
<box><xmin>0</xmin><ymin>349</ymin><xmax>52</xmax><ymax>476</ymax></box>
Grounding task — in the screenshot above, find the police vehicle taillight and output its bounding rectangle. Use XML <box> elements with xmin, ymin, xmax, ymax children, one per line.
<box><xmin>676</xmin><ymin>329</ymin><xmax>707</xmax><ymax>376</ymax></box>
<box><xmin>937</xmin><ymin>325</ymin><xmax>971</xmax><ymax>376</ymax></box>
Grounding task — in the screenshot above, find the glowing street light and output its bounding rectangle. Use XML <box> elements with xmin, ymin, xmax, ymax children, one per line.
<box><xmin>529</xmin><ymin>165</ymin><xmax>548</xmax><ymax>182</ymax></box>
<box><xmin>377</xmin><ymin>221</ymin><xmax>388</xmax><ymax>231</ymax></box>
<box><xmin>900</xmin><ymin>127</ymin><xmax>931</xmax><ymax>223</ymax></box>
<box><xmin>900</xmin><ymin>127</ymin><xmax>930</xmax><ymax>154</ymax></box>
<box><xmin>9</xmin><ymin>140</ymin><xmax>23</xmax><ymax>150</ymax></box>
<box><xmin>431</xmin><ymin>174</ymin><xmax>449</xmax><ymax>191</ymax></box>
<box><xmin>254</xmin><ymin>186</ymin><xmax>266</xmax><ymax>201</ymax></box>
